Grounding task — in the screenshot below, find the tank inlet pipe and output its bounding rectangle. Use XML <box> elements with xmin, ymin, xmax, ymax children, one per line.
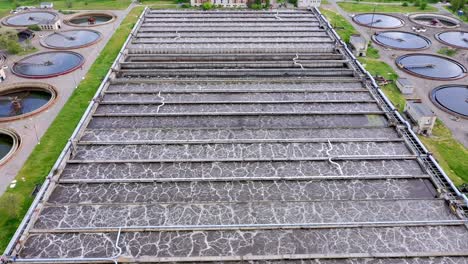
<box><xmin>293</xmin><ymin>53</ymin><xmax>304</xmax><ymax>70</ymax></box>
<box><xmin>156</xmin><ymin>91</ymin><xmax>165</xmax><ymax>113</ymax></box>
<box><xmin>174</xmin><ymin>30</ymin><xmax>181</xmax><ymax>40</ymax></box>
<box><xmin>327</xmin><ymin>139</ymin><xmax>343</xmax><ymax>175</ymax></box>
<box><xmin>275</xmin><ymin>11</ymin><xmax>282</xmax><ymax>20</ymax></box>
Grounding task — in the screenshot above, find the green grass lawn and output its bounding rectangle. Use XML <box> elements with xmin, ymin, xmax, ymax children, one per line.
<box><xmin>140</xmin><ymin>0</ymin><xmax>179</xmax><ymax>8</ymax></box>
<box><xmin>444</xmin><ymin>5</ymin><xmax>468</xmax><ymax>22</ymax></box>
<box><xmin>320</xmin><ymin>8</ymin><xmax>357</xmax><ymax>43</ymax></box>
<box><xmin>420</xmin><ymin>120</ymin><xmax>468</xmax><ymax>185</ymax></box>
<box><xmin>338</xmin><ymin>2</ymin><xmax>437</xmax><ymax>12</ymax></box>
<box><xmin>358</xmin><ymin>57</ymin><xmax>406</xmax><ymax>112</ymax></box>
<box><xmin>0</xmin><ymin>6</ymin><xmax>145</xmax><ymax>253</ymax></box>
<box><xmin>366</xmin><ymin>44</ymin><xmax>380</xmax><ymax>59</ymax></box>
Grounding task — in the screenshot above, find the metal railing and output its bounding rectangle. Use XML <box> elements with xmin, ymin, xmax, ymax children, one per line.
<box><xmin>2</xmin><ymin>7</ymin><xmax>148</xmax><ymax>260</ymax></box>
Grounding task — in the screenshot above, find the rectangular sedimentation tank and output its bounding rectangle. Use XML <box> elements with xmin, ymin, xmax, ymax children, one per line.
<box><xmin>4</xmin><ymin>8</ymin><xmax>468</xmax><ymax>263</ymax></box>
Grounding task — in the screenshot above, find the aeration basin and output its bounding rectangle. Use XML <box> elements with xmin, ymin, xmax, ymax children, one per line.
<box><xmin>2</xmin><ymin>11</ymin><xmax>58</xmax><ymax>27</ymax></box>
<box><xmin>65</xmin><ymin>12</ymin><xmax>116</xmax><ymax>27</ymax></box>
<box><xmin>41</xmin><ymin>29</ymin><xmax>102</xmax><ymax>49</ymax></box>
<box><xmin>430</xmin><ymin>85</ymin><xmax>468</xmax><ymax>118</ymax></box>
<box><xmin>436</xmin><ymin>31</ymin><xmax>468</xmax><ymax>49</ymax></box>
<box><xmin>396</xmin><ymin>54</ymin><xmax>466</xmax><ymax>80</ymax></box>
<box><xmin>0</xmin><ymin>84</ymin><xmax>57</xmax><ymax>121</ymax></box>
<box><xmin>409</xmin><ymin>13</ymin><xmax>460</xmax><ymax>28</ymax></box>
<box><xmin>373</xmin><ymin>31</ymin><xmax>431</xmax><ymax>50</ymax></box>
<box><xmin>0</xmin><ymin>129</ymin><xmax>20</xmax><ymax>166</ymax></box>
<box><xmin>353</xmin><ymin>13</ymin><xmax>404</xmax><ymax>29</ymax></box>
<box><xmin>12</xmin><ymin>51</ymin><xmax>84</xmax><ymax>79</ymax></box>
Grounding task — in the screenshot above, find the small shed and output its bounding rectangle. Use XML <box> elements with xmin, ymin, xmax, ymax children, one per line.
<box><xmin>349</xmin><ymin>34</ymin><xmax>368</xmax><ymax>57</ymax></box>
<box><xmin>40</xmin><ymin>2</ymin><xmax>54</xmax><ymax>8</ymax></box>
<box><xmin>404</xmin><ymin>100</ymin><xmax>437</xmax><ymax>135</ymax></box>
<box><xmin>396</xmin><ymin>78</ymin><xmax>414</xmax><ymax>94</ymax></box>
<box><xmin>39</xmin><ymin>20</ymin><xmax>61</xmax><ymax>31</ymax></box>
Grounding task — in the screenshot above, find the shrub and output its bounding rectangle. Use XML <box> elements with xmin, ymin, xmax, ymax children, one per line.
<box><xmin>450</xmin><ymin>0</ymin><xmax>465</xmax><ymax>11</ymax></box>
<box><xmin>420</xmin><ymin>0</ymin><xmax>427</xmax><ymax>9</ymax></box>
<box><xmin>201</xmin><ymin>1</ymin><xmax>213</xmax><ymax>10</ymax></box>
<box><xmin>413</xmin><ymin>0</ymin><xmax>420</xmax><ymax>6</ymax></box>
<box><xmin>402</xmin><ymin>2</ymin><xmax>408</xmax><ymax>6</ymax></box>
<box><xmin>250</xmin><ymin>3</ymin><xmax>263</xmax><ymax>9</ymax></box>
<box><xmin>438</xmin><ymin>47</ymin><xmax>457</xmax><ymax>57</ymax></box>
<box><xmin>181</xmin><ymin>3</ymin><xmax>191</xmax><ymax>7</ymax></box>
<box><xmin>27</xmin><ymin>24</ymin><xmax>41</xmax><ymax>31</ymax></box>
<box><xmin>0</xmin><ymin>29</ymin><xmax>22</xmax><ymax>54</ymax></box>
<box><xmin>66</xmin><ymin>0</ymin><xmax>73</xmax><ymax>8</ymax></box>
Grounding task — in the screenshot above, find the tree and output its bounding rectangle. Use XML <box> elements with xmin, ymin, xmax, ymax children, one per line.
<box><xmin>420</xmin><ymin>0</ymin><xmax>427</xmax><ymax>9</ymax></box>
<box><xmin>0</xmin><ymin>29</ymin><xmax>22</xmax><ymax>54</ymax></box>
<box><xmin>201</xmin><ymin>1</ymin><xmax>214</xmax><ymax>10</ymax></box>
<box><xmin>450</xmin><ymin>0</ymin><xmax>465</xmax><ymax>11</ymax></box>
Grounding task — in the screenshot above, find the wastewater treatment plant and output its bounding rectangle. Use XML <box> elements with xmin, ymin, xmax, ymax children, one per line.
<box><xmin>0</xmin><ymin>7</ymin><xmax>466</xmax><ymax>264</ymax></box>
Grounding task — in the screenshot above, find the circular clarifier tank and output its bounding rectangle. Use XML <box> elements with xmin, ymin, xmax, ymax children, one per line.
<box><xmin>373</xmin><ymin>31</ymin><xmax>431</xmax><ymax>50</ymax></box>
<box><xmin>409</xmin><ymin>13</ymin><xmax>460</xmax><ymax>28</ymax></box>
<box><xmin>353</xmin><ymin>13</ymin><xmax>404</xmax><ymax>29</ymax></box>
<box><xmin>430</xmin><ymin>85</ymin><xmax>468</xmax><ymax>118</ymax></box>
<box><xmin>65</xmin><ymin>12</ymin><xmax>116</xmax><ymax>27</ymax></box>
<box><xmin>2</xmin><ymin>11</ymin><xmax>58</xmax><ymax>27</ymax></box>
<box><xmin>0</xmin><ymin>129</ymin><xmax>20</xmax><ymax>166</ymax></box>
<box><xmin>396</xmin><ymin>54</ymin><xmax>466</xmax><ymax>80</ymax></box>
<box><xmin>41</xmin><ymin>29</ymin><xmax>102</xmax><ymax>49</ymax></box>
<box><xmin>436</xmin><ymin>31</ymin><xmax>468</xmax><ymax>49</ymax></box>
<box><xmin>0</xmin><ymin>83</ymin><xmax>57</xmax><ymax>122</ymax></box>
<box><xmin>12</xmin><ymin>51</ymin><xmax>84</xmax><ymax>79</ymax></box>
